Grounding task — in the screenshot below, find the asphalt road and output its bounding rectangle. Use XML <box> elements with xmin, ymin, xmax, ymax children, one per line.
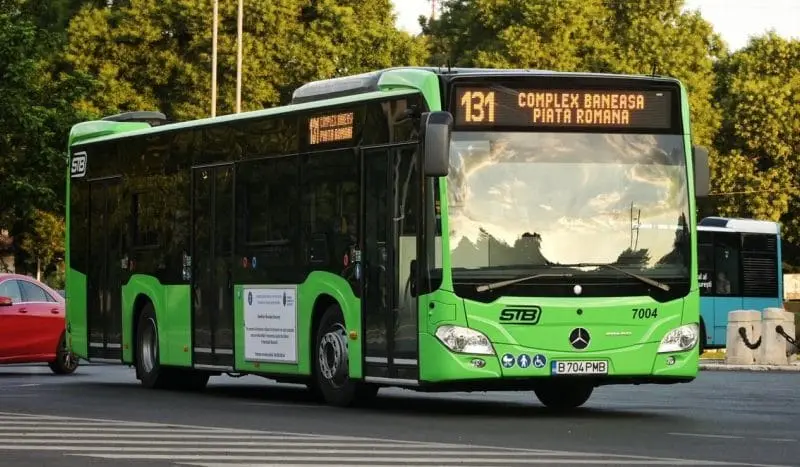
<box><xmin>0</xmin><ymin>363</ymin><xmax>798</xmax><ymax>467</ymax></box>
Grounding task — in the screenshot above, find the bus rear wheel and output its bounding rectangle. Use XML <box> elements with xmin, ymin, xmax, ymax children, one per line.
<box><xmin>135</xmin><ymin>303</ymin><xmax>208</xmax><ymax>391</ymax></box>
<box><xmin>312</xmin><ymin>304</ymin><xmax>378</xmax><ymax>407</ymax></box>
<box><xmin>534</xmin><ymin>381</ymin><xmax>593</xmax><ymax>410</ymax></box>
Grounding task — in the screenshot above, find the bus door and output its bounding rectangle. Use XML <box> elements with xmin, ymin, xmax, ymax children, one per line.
<box><xmin>711</xmin><ymin>232</ymin><xmax>743</xmax><ymax>345</ymax></box>
<box><xmin>86</xmin><ymin>177</ymin><xmax>123</xmax><ymax>361</ymax></box>
<box><xmin>191</xmin><ymin>164</ymin><xmax>235</xmax><ymax>369</ymax></box>
<box><xmin>361</xmin><ymin>146</ymin><xmax>420</xmax><ymax>382</ymax></box>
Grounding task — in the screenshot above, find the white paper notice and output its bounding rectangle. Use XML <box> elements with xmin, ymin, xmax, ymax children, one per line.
<box><xmin>243</xmin><ymin>286</ymin><xmax>297</xmax><ymax>363</ymax></box>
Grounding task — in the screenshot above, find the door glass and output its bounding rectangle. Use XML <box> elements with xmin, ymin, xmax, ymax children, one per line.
<box><xmin>214</xmin><ymin>166</ymin><xmax>234</xmax><ymax>351</ymax></box>
<box><xmin>88</xmin><ymin>183</ymin><xmax>107</xmax><ymax>346</ymax></box>
<box><xmin>192</xmin><ymin>168</ymin><xmax>213</xmax><ymax>351</ymax></box>
<box><xmin>19</xmin><ymin>282</ymin><xmax>48</xmax><ymax>302</ymax></box>
<box><xmin>0</xmin><ymin>280</ymin><xmax>22</xmax><ymax>302</ymax></box>
<box><xmin>392</xmin><ymin>147</ymin><xmax>419</xmax><ymax>360</ymax></box>
<box><xmin>363</xmin><ymin>150</ymin><xmax>390</xmax><ymax>360</ymax></box>
<box><xmin>193</xmin><ymin>165</ymin><xmax>234</xmax><ymax>361</ymax></box>
<box><xmin>714</xmin><ymin>233</ymin><xmax>740</xmax><ymax>296</ymax></box>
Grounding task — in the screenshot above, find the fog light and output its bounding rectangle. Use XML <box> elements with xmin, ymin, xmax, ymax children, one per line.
<box><xmin>666</xmin><ymin>356</ymin><xmax>676</xmax><ymax>365</ymax></box>
<box><xmin>471</xmin><ymin>358</ymin><xmax>486</xmax><ymax>368</ymax></box>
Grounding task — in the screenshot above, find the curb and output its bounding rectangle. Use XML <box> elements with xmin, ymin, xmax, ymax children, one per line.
<box><xmin>699</xmin><ymin>362</ymin><xmax>800</xmax><ymax>372</ymax></box>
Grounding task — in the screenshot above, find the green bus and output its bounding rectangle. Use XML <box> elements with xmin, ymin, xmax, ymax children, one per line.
<box><xmin>64</xmin><ymin>67</ymin><xmax>710</xmax><ymax>409</ymax></box>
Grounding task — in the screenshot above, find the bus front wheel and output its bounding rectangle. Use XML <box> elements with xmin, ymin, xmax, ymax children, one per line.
<box><xmin>534</xmin><ymin>381</ymin><xmax>593</xmax><ymax>410</ymax></box>
<box><xmin>312</xmin><ymin>304</ymin><xmax>378</xmax><ymax>407</ymax></box>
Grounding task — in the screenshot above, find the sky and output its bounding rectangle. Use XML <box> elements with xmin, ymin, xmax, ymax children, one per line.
<box><xmin>390</xmin><ymin>0</ymin><xmax>800</xmax><ymax>51</ymax></box>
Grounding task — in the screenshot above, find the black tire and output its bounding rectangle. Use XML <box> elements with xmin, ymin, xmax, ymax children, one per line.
<box><xmin>48</xmin><ymin>333</ymin><xmax>79</xmax><ymax>375</ymax></box>
<box><xmin>135</xmin><ymin>303</ymin><xmax>173</xmax><ymax>389</ymax></box>
<box><xmin>135</xmin><ymin>303</ymin><xmax>210</xmax><ymax>391</ymax></box>
<box><xmin>534</xmin><ymin>381</ymin><xmax>593</xmax><ymax>410</ymax></box>
<box><xmin>311</xmin><ymin>304</ymin><xmax>378</xmax><ymax>407</ymax></box>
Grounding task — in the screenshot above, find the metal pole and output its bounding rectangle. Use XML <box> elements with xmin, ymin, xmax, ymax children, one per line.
<box><xmin>211</xmin><ymin>0</ymin><xmax>218</xmax><ymax>117</ymax></box>
<box><xmin>236</xmin><ymin>0</ymin><xmax>243</xmax><ymax>113</ymax></box>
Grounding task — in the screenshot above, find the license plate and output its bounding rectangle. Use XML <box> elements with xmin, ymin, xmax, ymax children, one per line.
<box><xmin>551</xmin><ymin>360</ymin><xmax>608</xmax><ymax>375</ymax></box>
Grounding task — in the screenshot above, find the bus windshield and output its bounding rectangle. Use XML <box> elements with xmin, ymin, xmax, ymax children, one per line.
<box><xmin>446</xmin><ymin>131</ymin><xmax>691</xmax><ymax>280</ymax></box>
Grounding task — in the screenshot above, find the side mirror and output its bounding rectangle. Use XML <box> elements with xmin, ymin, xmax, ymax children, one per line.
<box><xmin>692</xmin><ymin>145</ymin><xmax>710</xmax><ymax>197</ymax></box>
<box><xmin>421</xmin><ymin>111</ymin><xmax>452</xmax><ymax>177</ymax></box>
<box><xmin>0</xmin><ymin>296</ymin><xmax>13</xmax><ymax>307</ymax></box>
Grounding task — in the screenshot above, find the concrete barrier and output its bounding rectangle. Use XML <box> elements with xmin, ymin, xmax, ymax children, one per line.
<box><xmin>758</xmin><ymin>308</ymin><xmax>794</xmax><ymax>366</ymax></box>
<box><xmin>725</xmin><ymin>310</ymin><xmax>762</xmax><ymax>365</ymax></box>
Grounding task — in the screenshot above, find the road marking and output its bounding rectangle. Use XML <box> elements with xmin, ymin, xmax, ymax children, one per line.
<box><xmin>669</xmin><ymin>433</ymin><xmax>744</xmax><ymax>440</ymax></box>
<box><xmin>669</xmin><ymin>433</ymin><xmax>798</xmax><ymax>443</ymax></box>
<box><xmin>76</xmin><ymin>454</ymin><xmax>735</xmax><ymax>465</ymax></box>
<box><xmin>0</xmin><ymin>412</ymin><xmax>785</xmax><ymax>467</ymax></box>
<box><xmin>757</xmin><ymin>438</ymin><xmax>796</xmax><ymax>443</ymax></box>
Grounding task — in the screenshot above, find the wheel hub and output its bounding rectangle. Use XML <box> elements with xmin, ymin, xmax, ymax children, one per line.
<box><xmin>318</xmin><ymin>324</ymin><xmax>348</xmax><ymax>387</ymax></box>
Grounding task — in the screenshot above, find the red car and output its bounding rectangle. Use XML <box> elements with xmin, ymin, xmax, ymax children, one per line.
<box><xmin>0</xmin><ymin>273</ymin><xmax>78</xmax><ymax>374</ymax></box>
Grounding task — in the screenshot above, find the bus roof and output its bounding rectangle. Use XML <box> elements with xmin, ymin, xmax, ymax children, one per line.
<box><xmin>291</xmin><ymin>66</ymin><xmax>682</xmax><ymax>103</ymax></box>
<box><xmin>69</xmin><ymin>66</ymin><xmax>684</xmax><ymax>148</ymax></box>
<box><xmin>698</xmin><ymin>216</ymin><xmax>781</xmax><ymax>235</ymax></box>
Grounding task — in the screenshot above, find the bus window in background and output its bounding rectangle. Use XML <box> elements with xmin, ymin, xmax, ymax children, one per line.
<box><xmin>697</xmin><ymin>217</ymin><xmax>783</xmax><ymax>350</ymax></box>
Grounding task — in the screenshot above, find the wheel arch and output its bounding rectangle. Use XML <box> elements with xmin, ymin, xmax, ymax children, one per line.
<box><xmin>302</xmin><ymin>272</ymin><xmax>363</xmax><ymax>379</ymax></box>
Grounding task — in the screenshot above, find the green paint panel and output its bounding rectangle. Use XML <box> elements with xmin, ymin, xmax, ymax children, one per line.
<box><xmin>464</xmin><ymin>296</ymin><xmax>684</xmax><ymax>353</ymax></box>
<box><xmin>160</xmin><ymin>285</ymin><xmax>193</xmax><ymax>366</ymax></box>
<box><xmin>419</xmin><ymin>289</ymin><xmax>698</xmax><ymax>382</ymax></box>
<box><xmin>121</xmin><ymin>276</ymin><xmax>192</xmax><ymax>367</ymax></box>
<box><xmin>64</xmin><ymin>269</ymin><xmax>87</xmax><ymax>358</ymax></box>
<box><xmin>679</xmin><ymin>81</ymin><xmax>702</xmax><ymax>325</ymax></box>
<box><xmin>378</xmin><ymin>69</ymin><xmax>442</xmax><ymax>111</ymax></box>
<box><xmin>233</xmin><ymin>271</ymin><xmax>362</xmax><ymax>378</ymax></box>
<box><xmin>69</xmin><ymin>121</ymin><xmax>151</xmax><ymax>146</ymax></box>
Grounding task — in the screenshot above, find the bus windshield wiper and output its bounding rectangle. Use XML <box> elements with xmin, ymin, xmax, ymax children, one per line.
<box><xmin>475</xmin><ymin>273</ymin><xmax>574</xmax><ymax>293</ymax></box>
<box><xmin>560</xmin><ymin>263</ymin><xmax>670</xmax><ymax>292</ymax></box>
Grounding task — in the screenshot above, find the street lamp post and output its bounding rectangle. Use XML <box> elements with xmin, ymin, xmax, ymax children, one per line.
<box><xmin>236</xmin><ymin>0</ymin><xmax>243</xmax><ymax>113</ymax></box>
<box><xmin>211</xmin><ymin>0</ymin><xmax>218</xmax><ymax>117</ymax></box>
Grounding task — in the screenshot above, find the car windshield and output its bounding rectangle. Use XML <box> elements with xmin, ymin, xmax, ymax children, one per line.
<box><xmin>446</xmin><ymin>131</ymin><xmax>691</xmax><ymax>279</ymax></box>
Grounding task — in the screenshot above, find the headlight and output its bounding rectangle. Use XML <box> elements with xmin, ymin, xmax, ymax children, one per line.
<box><xmin>435</xmin><ymin>325</ymin><xmax>495</xmax><ymax>355</ymax></box>
<box><xmin>657</xmin><ymin>323</ymin><xmax>699</xmax><ymax>353</ymax></box>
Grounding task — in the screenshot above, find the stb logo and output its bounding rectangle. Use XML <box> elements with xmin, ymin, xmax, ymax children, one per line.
<box><xmin>247</xmin><ymin>291</ymin><xmax>252</xmax><ymax>306</ymax></box>
<box><xmin>70</xmin><ymin>151</ymin><xmax>87</xmax><ymax>178</ymax></box>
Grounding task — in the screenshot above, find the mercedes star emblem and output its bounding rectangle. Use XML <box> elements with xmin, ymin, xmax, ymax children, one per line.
<box><xmin>569</xmin><ymin>327</ymin><xmax>590</xmax><ymax>350</ymax></box>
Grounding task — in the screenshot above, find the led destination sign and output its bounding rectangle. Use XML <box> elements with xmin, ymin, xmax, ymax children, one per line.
<box><xmin>309</xmin><ymin>111</ymin><xmax>354</xmax><ymax>145</ymax></box>
<box><xmin>454</xmin><ymin>86</ymin><xmax>673</xmax><ymax>130</ymax></box>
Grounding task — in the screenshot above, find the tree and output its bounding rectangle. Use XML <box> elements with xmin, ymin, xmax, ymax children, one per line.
<box><xmin>0</xmin><ymin>1</ymin><xmax>93</xmax><ymax>230</ymax></box>
<box><xmin>62</xmin><ymin>0</ymin><xmax>429</xmax><ymax>122</ymax></box>
<box><xmin>711</xmin><ymin>32</ymin><xmax>800</xmax><ymax>250</ymax></box>
<box><xmin>17</xmin><ymin>209</ymin><xmax>65</xmax><ymax>281</ymax></box>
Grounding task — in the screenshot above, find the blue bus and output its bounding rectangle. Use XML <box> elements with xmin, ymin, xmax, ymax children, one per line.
<box><xmin>697</xmin><ymin>216</ymin><xmax>783</xmax><ymax>351</ymax></box>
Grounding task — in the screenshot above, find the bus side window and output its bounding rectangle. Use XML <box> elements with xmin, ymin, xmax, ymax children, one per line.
<box><xmin>697</xmin><ymin>240</ymin><xmax>714</xmax><ymax>296</ymax></box>
<box><xmin>713</xmin><ymin>233</ymin><xmax>740</xmax><ymax>296</ymax></box>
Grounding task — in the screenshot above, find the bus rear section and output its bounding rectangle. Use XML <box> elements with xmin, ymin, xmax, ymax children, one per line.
<box><xmin>697</xmin><ymin>216</ymin><xmax>783</xmax><ymax>350</ymax></box>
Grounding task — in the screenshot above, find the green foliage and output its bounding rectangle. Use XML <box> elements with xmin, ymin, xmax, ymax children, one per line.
<box><xmin>711</xmin><ymin>32</ymin><xmax>800</xmax><ymax>245</ymax></box>
<box><xmin>0</xmin><ymin>2</ymin><xmax>93</xmax><ymax>229</ymax></box>
<box><xmin>63</xmin><ymin>0</ymin><xmax>428</xmax><ymax>121</ymax></box>
<box><xmin>17</xmin><ymin>209</ymin><xmax>66</xmax><ymax>278</ymax></box>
